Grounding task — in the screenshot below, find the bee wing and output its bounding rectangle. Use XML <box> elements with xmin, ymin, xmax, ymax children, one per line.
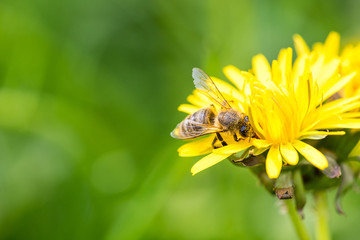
<box><xmin>192</xmin><ymin>68</ymin><xmax>232</xmax><ymax>109</ymax></box>
<box><xmin>171</xmin><ymin>120</ymin><xmax>222</xmax><ymax>140</ymax></box>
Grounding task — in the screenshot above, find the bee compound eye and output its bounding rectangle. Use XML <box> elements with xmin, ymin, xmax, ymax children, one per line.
<box><xmin>244</xmin><ymin>116</ymin><xmax>249</xmax><ymax>122</ymax></box>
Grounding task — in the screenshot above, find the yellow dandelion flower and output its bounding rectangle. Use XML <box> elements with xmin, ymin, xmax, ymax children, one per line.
<box><xmin>246</xmin><ymin>48</ymin><xmax>359</xmax><ymax>178</ymax></box>
<box><xmin>173</xmin><ymin>40</ymin><xmax>360</xmax><ymax>179</ymax></box>
<box><xmin>340</xmin><ymin>43</ymin><xmax>360</xmax><ymax>98</ymax></box>
<box><xmin>294</xmin><ymin>31</ymin><xmax>360</xmax><ymax>99</ymax></box>
<box><xmin>293</xmin><ymin>31</ymin><xmax>340</xmax><ymax>61</ymax></box>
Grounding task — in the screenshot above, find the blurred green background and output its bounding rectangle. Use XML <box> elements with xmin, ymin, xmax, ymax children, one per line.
<box><xmin>0</xmin><ymin>0</ymin><xmax>360</xmax><ymax>239</ymax></box>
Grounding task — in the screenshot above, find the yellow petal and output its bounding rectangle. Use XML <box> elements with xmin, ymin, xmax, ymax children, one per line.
<box><xmin>310</xmin><ymin>55</ymin><xmax>325</xmax><ymax>81</ymax></box>
<box><xmin>247</xmin><ymin>106</ymin><xmax>266</xmax><ymax>139</ymax></box>
<box><xmin>314</xmin><ymin>118</ymin><xmax>360</xmax><ymax>129</ymax></box>
<box><xmin>328</xmin><ymin>102</ymin><xmax>360</xmax><ymax>115</ymax></box>
<box><xmin>191</xmin><ymin>152</ymin><xmax>232</xmax><ymax>175</ymax></box>
<box><xmin>223</xmin><ymin>65</ymin><xmax>246</xmax><ymax>91</ymax></box>
<box><xmin>178</xmin><ymin>136</ymin><xmax>214</xmax><ymax>157</ymax></box>
<box><xmin>213</xmin><ymin>141</ymin><xmax>252</xmax><ymax>154</ymax></box>
<box><xmin>323</xmin><ymin>72</ymin><xmax>356</xmax><ymax>101</ymax></box>
<box><xmin>341</xmin><ymin>112</ymin><xmax>360</xmax><ymax>118</ymax></box>
<box><xmin>317</xmin><ymin>58</ymin><xmax>340</xmax><ymax>87</ymax></box>
<box><xmin>251</xmin><ymin>147</ymin><xmax>268</xmax><ymax>156</ymax></box>
<box><xmin>318</xmin><ymin>95</ymin><xmax>360</xmax><ymax>116</ymax></box>
<box><xmin>211</xmin><ymin>77</ymin><xmax>244</xmax><ymax>100</ymax></box>
<box><xmin>187</xmin><ymin>91</ymin><xmax>212</xmax><ymax>107</ymax></box>
<box><xmin>271</xmin><ymin>60</ymin><xmax>282</xmax><ymax>85</ymax></box>
<box><xmin>299</xmin><ymin>130</ymin><xmax>346</xmax><ymax>140</ymax></box>
<box><xmin>178</xmin><ymin>104</ymin><xmax>200</xmax><ymax>114</ymax></box>
<box><xmin>293</xmin><ymin>34</ymin><xmax>310</xmax><ymax>56</ymax></box>
<box><xmin>266</xmin><ymin>145</ymin><xmax>282</xmax><ymax>179</ymax></box>
<box><xmin>295</xmin><ymin>65</ymin><xmax>311</xmax><ymax>121</ymax></box>
<box><xmin>300</xmin><ymin>130</ymin><xmax>345</xmax><ymax>137</ymax></box>
<box><xmin>293</xmin><ymin>140</ymin><xmax>328</xmax><ymax>169</ymax></box>
<box><xmin>278</xmin><ymin>47</ymin><xmax>293</xmax><ymax>86</ymax></box>
<box><xmin>252</xmin><ymin>54</ymin><xmax>271</xmax><ymax>84</ymax></box>
<box><xmin>280</xmin><ymin>143</ymin><xmax>299</xmax><ymax>165</ymax></box>
<box><xmin>252</xmin><ymin>139</ymin><xmax>272</xmax><ymax>149</ymax></box>
<box><xmin>292</xmin><ymin>56</ymin><xmax>307</xmax><ymax>84</ymax></box>
<box><xmin>324</xmin><ymin>31</ymin><xmax>340</xmax><ymax>57</ymax></box>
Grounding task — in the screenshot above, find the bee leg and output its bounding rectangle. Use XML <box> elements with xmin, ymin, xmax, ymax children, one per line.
<box><xmin>233</xmin><ymin>133</ymin><xmax>240</xmax><ymax>142</ymax></box>
<box><xmin>212</xmin><ymin>136</ymin><xmax>219</xmax><ymax>149</ymax></box>
<box><xmin>216</xmin><ymin>132</ymin><xmax>228</xmax><ymax>147</ymax></box>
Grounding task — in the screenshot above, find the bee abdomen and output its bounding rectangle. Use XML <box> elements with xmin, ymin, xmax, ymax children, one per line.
<box><xmin>171</xmin><ymin>107</ymin><xmax>215</xmax><ymax>139</ymax></box>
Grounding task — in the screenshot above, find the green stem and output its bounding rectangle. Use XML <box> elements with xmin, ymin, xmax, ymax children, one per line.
<box><xmin>285</xmin><ymin>199</ymin><xmax>311</xmax><ymax>240</ymax></box>
<box><xmin>314</xmin><ymin>191</ymin><xmax>331</xmax><ymax>240</ymax></box>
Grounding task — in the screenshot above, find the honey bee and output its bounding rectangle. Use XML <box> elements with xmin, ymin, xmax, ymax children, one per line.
<box><xmin>171</xmin><ymin>68</ymin><xmax>254</xmax><ymax>148</ymax></box>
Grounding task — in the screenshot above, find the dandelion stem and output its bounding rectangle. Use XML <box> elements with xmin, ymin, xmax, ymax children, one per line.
<box><xmin>285</xmin><ymin>198</ymin><xmax>311</xmax><ymax>240</ymax></box>
<box><xmin>315</xmin><ymin>191</ymin><xmax>331</xmax><ymax>240</ymax></box>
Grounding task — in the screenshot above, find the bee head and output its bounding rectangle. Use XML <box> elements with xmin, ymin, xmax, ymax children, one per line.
<box><xmin>239</xmin><ymin>116</ymin><xmax>254</xmax><ymax>138</ymax></box>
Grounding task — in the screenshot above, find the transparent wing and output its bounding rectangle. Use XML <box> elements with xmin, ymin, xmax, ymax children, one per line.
<box><xmin>192</xmin><ymin>68</ymin><xmax>232</xmax><ymax>109</ymax></box>
<box><xmin>171</xmin><ymin>120</ymin><xmax>222</xmax><ymax>140</ymax></box>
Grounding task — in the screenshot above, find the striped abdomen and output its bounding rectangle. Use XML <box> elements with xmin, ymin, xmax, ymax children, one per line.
<box><xmin>171</xmin><ymin>107</ymin><xmax>216</xmax><ymax>139</ymax></box>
